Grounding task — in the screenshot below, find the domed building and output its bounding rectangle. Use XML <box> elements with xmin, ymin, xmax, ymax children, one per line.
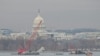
<box><xmin>32</xmin><ymin>10</ymin><xmax>68</xmax><ymax>40</ymax></box>
<box><xmin>32</xmin><ymin>11</ymin><xmax>47</xmax><ymax>38</ymax></box>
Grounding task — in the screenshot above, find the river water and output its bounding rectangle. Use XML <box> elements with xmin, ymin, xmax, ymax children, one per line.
<box><xmin>0</xmin><ymin>51</ymin><xmax>100</xmax><ymax>56</ymax></box>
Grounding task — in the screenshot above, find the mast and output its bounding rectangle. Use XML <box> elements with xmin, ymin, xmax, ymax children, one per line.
<box><xmin>37</xmin><ymin>9</ymin><xmax>40</xmax><ymax>16</ymax></box>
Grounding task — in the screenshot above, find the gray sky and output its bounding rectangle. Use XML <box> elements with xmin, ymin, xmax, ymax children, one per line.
<box><xmin>0</xmin><ymin>0</ymin><xmax>100</xmax><ymax>32</ymax></box>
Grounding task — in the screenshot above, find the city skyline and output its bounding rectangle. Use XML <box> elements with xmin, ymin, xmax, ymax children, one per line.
<box><xmin>0</xmin><ymin>0</ymin><xmax>100</xmax><ymax>32</ymax></box>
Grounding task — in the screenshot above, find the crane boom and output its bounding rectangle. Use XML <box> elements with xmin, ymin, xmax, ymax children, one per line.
<box><xmin>18</xmin><ymin>20</ymin><xmax>42</xmax><ymax>54</ymax></box>
<box><xmin>26</xmin><ymin>20</ymin><xmax>42</xmax><ymax>50</ymax></box>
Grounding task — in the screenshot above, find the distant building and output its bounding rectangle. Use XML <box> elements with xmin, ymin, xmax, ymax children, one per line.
<box><xmin>10</xmin><ymin>32</ymin><xmax>30</xmax><ymax>40</ymax></box>
<box><xmin>32</xmin><ymin>10</ymin><xmax>49</xmax><ymax>40</ymax></box>
<box><xmin>0</xmin><ymin>11</ymin><xmax>75</xmax><ymax>40</ymax></box>
<box><xmin>32</xmin><ymin>10</ymin><xmax>73</xmax><ymax>40</ymax></box>
<box><xmin>74</xmin><ymin>32</ymin><xmax>100</xmax><ymax>40</ymax></box>
<box><xmin>0</xmin><ymin>29</ymin><xmax>12</xmax><ymax>35</ymax></box>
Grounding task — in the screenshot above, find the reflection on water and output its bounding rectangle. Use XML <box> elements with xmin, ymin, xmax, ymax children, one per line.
<box><xmin>0</xmin><ymin>51</ymin><xmax>100</xmax><ymax>56</ymax></box>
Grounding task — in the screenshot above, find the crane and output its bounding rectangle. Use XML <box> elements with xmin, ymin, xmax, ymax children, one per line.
<box><xmin>18</xmin><ymin>20</ymin><xmax>42</xmax><ymax>54</ymax></box>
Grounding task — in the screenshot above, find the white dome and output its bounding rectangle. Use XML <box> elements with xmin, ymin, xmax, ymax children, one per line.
<box><xmin>33</xmin><ymin>15</ymin><xmax>44</xmax><ymax>24</ymax></box>
<box><xmin>32</xmin><ymin>12</ymin><xmax>47</xmax><ymax>36</ymax></box>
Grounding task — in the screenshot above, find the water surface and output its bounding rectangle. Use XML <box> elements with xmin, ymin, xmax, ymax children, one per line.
<box><xmin>0</xmin><ymin>51</ymin><xmax>99</xmax><ymax>56</ymax></box>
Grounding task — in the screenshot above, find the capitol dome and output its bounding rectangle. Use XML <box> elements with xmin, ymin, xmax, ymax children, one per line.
<box><xmin>33</xmin><ymin>15</ymin><xmax>44</xmax><ymax>25</ymax></box>
<box><xmin>32</xmin><ymin>12</ymin><xmax>46</xmax><ymax>33</ymax></box>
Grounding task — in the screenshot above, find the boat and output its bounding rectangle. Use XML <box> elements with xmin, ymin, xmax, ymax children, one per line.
<box><xmin>17</xmin><ymin>46</ymin><xmax>45</xmax><ymax>55</ymax></box>
<box><xmin>18</xmin><ymin>51</ymin><xmax>39</xmax><ymax>55</ymax></box>
<box><xmin>69</xmin><ymin>43</ymin><xmax>85</xmax><ymax>54</ymax></box>
<box><xmin>56</xmin><ymin>52</ymin><xmax>64</xmax><ymax>55</ymax></box>
<box><xmin>12</xmin><ymin>51</ymin><xmax>39</xmax><ymax>55</ymax></box>
<box><xmin>70</xmin><ymin>50</ymin><xmax>86</xmax><ymax>54</ymax></box>
<box><xmin>86</xmin><ymin>50</ymin><xmax>93</xmax><ymax>56</ymax></box>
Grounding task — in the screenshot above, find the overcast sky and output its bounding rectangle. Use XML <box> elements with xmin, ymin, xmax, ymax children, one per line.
<box><xmin>0</xmin><ymin>0</ymin><xmax>100</xmax><ymax>32</ymax></box>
